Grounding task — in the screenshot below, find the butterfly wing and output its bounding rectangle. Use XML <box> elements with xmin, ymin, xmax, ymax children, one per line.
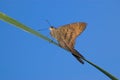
<box><xmin>50</xmin><ymin>22</ymin><xmax>86</xmax><ymax>64</ymax></box>
<box><xmin>57</xmin><ymin>22</ymin><xmax>86</xmax><ymax>48</ymax></box>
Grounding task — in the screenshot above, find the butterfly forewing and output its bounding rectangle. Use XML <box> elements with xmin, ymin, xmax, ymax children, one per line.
<box><xmin>57</xmin><ymin>22</ymin><xmax>86</xmax><ymax>48</ymax></box>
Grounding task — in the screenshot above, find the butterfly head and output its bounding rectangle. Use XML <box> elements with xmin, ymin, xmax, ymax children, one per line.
<box><xmin>49</xmin><ymin>26</ymin><xmax>56</xmax><ymax>31</ymax></box>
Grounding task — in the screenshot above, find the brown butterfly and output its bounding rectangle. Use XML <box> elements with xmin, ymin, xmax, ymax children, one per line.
<box><xmin>49</xmin><ymin>22</ymin><xmax>87</xmax><ymax>64</ymax></box>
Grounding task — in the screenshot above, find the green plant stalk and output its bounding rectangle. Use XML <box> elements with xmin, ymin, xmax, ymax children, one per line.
<box><xmin>0</xmin><ymin>12</ymin><xmax>118</xmax><ymax>80</ymax></box>
<box><xmin>0</xmin><ymin>12</ymin><xmax>58</xmax><ymax>46</ymax></box>
<box><xmin>83</xmin><ymin>58</ymin><xmax>118</xmax><ymax>80</ymax></box>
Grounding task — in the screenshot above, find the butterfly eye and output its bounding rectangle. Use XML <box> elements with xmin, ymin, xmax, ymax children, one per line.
<box><xmin>50</xmin><ymin>26</ymin><xmax>54</xmax><ymax>28</ymax></box>
<box><xmin>49</xmin><ymin>26</ymin><xmax>55</xmax><ymax>30</ymax></box>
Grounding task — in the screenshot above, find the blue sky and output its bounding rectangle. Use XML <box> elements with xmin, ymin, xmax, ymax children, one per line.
<box><xmin>0</xmin><ymin>0</ymin><xmax>120</xmax><ymax>80</ymax></box>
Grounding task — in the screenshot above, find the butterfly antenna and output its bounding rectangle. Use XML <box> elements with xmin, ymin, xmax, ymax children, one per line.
<box><xmin>38</xmin><ymin>20</ymin><xmax>51</xmax><ymax>31</ymax></box>
<box><xmin>38</xmin><ymin>28</ymin><xmax>49</xmax><ymax>31</ymax></box>
<box><xmin>46</xmin><ymin>20</ymin><xmax>53</xmax><ymax>27</ymax></box>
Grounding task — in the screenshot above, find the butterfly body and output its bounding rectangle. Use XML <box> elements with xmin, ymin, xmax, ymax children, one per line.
<box><xmin>50</xmin><ymin>22</ymin><xmax>86</xmax><ymax>64</ymax></box>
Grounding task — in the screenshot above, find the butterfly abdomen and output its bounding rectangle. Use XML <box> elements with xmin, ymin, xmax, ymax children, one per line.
<box><xmin>70</xmin><ymin>48</ymin><xmax>84</xmax><ymax>64</ymax></box>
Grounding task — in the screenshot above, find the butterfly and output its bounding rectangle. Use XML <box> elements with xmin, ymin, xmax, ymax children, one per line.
<box><xmin>49</xmin><ymin>22</ymin><xmax>87</xmax><ymax>64</ymax></box>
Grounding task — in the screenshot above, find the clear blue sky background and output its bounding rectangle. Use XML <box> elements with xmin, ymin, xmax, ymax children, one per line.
<box><xmin>0</xmin><ymin>0</ymin><xmax>120</xmax><ymax>80</ymax></box>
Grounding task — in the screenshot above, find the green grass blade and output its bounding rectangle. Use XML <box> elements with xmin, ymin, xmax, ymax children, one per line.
<box><xmin>0</xmin><ymin>12</ymin><xmax>58</xmax><ymax>46</ymax></box>
<box><xmin>83</xmin><ymin>58</ymin><xmax>118</xmax><ymax>80</ymax></box>
<box><xmin>0</xmin><ymin>12</ymin><xmax>118</xmax><ymax>80</ymax></box>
